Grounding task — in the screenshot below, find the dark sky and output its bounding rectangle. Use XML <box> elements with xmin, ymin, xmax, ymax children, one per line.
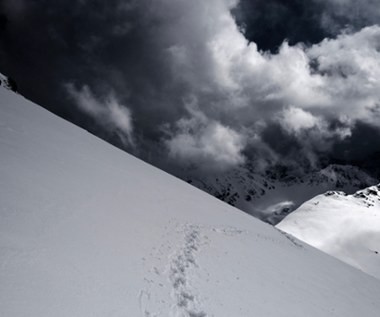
<box><xmin>1</xmin><ymin>0</ymin><xmax>380</xmax><ymax>175</ymax></box>
<box><xmin>233</xmin><ymin>0</ymin><xmax>380</xmax><ymax>52</ymax></box>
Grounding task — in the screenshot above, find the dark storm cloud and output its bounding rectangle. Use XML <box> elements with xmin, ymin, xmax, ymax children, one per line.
<box><xmin>0</xmin><ymin>13</ymin><xmax>7</xmax><ymax>33</ymax></box>
<box><xmin>1</xmin><ymin>0</ymin><xmax>380</xmax><ymax>174</ymax></box>
<box><xmin>332</xmin><ymin>122</ymin><xmax>380</xmax><ymax>162</ymax></box>
<box><xmin>232</xmin><ymin>0</ymin><xmax>326</xmax><ymax>52</ymax></box>
<box><xmin>233</xmin><ymin>0</ymin><xmax>380</xmax><ymax>52</ymax></box>
<box><xmin>0</xmin><ymin>0</ymin><xmax>241</xmax><ymax>157</ymax></box>
<box><xmin>0</xmin><ymin>0</ymin><xmax>247</xmax><ymax>163</ymax></box>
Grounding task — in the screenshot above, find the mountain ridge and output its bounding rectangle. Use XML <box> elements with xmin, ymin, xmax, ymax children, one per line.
<box><xmin>184</xmin><ymin>163</ymin><xmax>377</xmax><ymax>224</ymax></box>
<box><xmin>277</xmin><ymin>184</ymin><xmax>380</xmax><ymax>279</ymax></box>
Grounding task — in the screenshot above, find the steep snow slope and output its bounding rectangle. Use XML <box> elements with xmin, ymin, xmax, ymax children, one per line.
<box><xmin>185</xmin><ymin>164</ymin><xmax>376</xmax><ymax>224</ymax></box>
<box><xmin>1</xmin><ymin>85</ymin><xmax>380</xmax><ymax>316</ymax></box>
<box><xmin>277</xmin><ymin>186</ymin><xmax>380</xmax><ymax>280</ymax></box>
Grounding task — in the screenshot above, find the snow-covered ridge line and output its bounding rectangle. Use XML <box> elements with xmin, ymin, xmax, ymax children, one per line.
<box><xmin>277</xmin><ymin>184</ymin><xmax>380</xmax><ymax>280</ymax></box>
<box><xmin>1</xmin><ymin>83</ymin><xmax>380</xmax><ymax>316</ymax></box>
<box><xmin>185</xmin><ymin>163</ymin><xmax>377</xmax><ymax>224</ymax></box>
<box><xmin>0</xmin><ymin>72</ymin><xmax>17</xmax><ymax>92</ymax></box>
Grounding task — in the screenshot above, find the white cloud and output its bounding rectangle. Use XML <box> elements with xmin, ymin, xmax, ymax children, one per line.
<box><xmin>306</xmin><ymin>26</ymin><xmax>380</xmax><ymax>124</ymax></box>
<box><xmin>155</xmin><ymin>1</ymin><xmax>380</xmax><ymax>168</ymax></box>
<box><xmin>276</xmin><ymin>106</ymin><xmax>352</xmax><ymax>167</ymax></box>
<box><xmin>165</xmin><ymin>99</ymin><xmax>246</xmax><ymax>170</ymax></box>
<box><xmin>66</xmin><ymin>84</ymin><xmax>134</xmax><ymax>147</ymax></box>
<box><xmin>279</xmin><ymin>106</ymin><xmax>352</xmax><ymax>139</ymax></box>
<box><xmin>41</xmin><ymin>0</ymin><xmax>380</xmax><ymax>169</ymax></box>
<box><xmin>278</xmin><ymin>107</ymin><xmax>324</xmax><ymax>135</ymax></box>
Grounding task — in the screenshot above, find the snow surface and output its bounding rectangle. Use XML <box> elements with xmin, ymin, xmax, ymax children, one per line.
<box><xmin>277</xmin><ymin>186</ymin><xmax>380</xmax><ymax>280</ymax></box>
<box><xmin>1</xmin><ymin>84</ymin><xmax>380</xmax><ymax>316</ymax></box>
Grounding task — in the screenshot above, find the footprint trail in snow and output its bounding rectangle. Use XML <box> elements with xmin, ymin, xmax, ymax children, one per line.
<box><xmin>169</xmin><ymin>224</ymin><xmax>207</xmax><ymax>317</ymax></box>
<box><xmin>139</xmin><ymin>221</ymin><xmax>209</xmax><ymax>317</ymax></box>
<box><xmin>138</xmin><ymin>221</ymin><xmax>300</xmax><ymax>317</ymax></box>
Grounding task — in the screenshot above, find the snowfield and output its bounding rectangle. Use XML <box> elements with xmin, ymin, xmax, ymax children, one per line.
<box><xmin>277</xmin><ymin>186</ymin><xmax>380</xmax><ymax>280</ymax></box>
<box><xmin>1</xmin><ymin>84</ymin><xmax>380</xmax><ymax>316</ymax></box>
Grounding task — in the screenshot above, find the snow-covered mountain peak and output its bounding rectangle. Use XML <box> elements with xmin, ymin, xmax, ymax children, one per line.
<box><xmin>322</xmin><ymin>184</ymin><xmax>380</xmax><ymax>207</ymax></box>
<box><xmin>277</xmin><ymin>184</ymin><xmax>380</xmax><ymax>280</ymax></box>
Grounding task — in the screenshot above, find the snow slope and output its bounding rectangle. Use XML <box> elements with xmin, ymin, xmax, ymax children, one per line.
<box><xmin>1</xmin><ymin>83</ymin><xmax>380</xmax><ymax>316</ymax></box>
<box><xmin>277</xmin><ymin>185</ymin><xmax>380</xmax><ymax>280</ymax></box>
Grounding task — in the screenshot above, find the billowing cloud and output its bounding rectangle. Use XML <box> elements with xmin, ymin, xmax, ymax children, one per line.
<box><xmin>165</xmin><ymin>99</ymin><xmax>246</xmax><ymax>169</ymax></box>
<box><xmin>275</xmin><ymin>106</ymin><xmax>352</xmax><ymax>167</ymax></box>
<box><xmin>1</xmin><ymin>0</ymin><xmax>380</xmax><ymax>174</ymax></box>
<box><xmin>307</xmin><ymin>26</ymin><xmax>380</xmax><ymax>125</ymax></box>
<box><xmin>278</xmin><ymin>107</ymin><xmax>351</xmax><ymax>139</ymax></box>
<box><xmin>66</xmin><ymin>84</ymin><xmax>134</xmax><ymax>147</ymax></box>
<box><xmin>279</xmin><ymin>107</ymin><xmax>325</xmax><ymax>135</ymax></box>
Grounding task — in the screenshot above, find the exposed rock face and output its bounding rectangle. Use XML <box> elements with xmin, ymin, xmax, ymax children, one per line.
<box><xmin>0</xmin><ymin>73</ymin><xmax>17</xmax><ymax>92</ymax></box>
